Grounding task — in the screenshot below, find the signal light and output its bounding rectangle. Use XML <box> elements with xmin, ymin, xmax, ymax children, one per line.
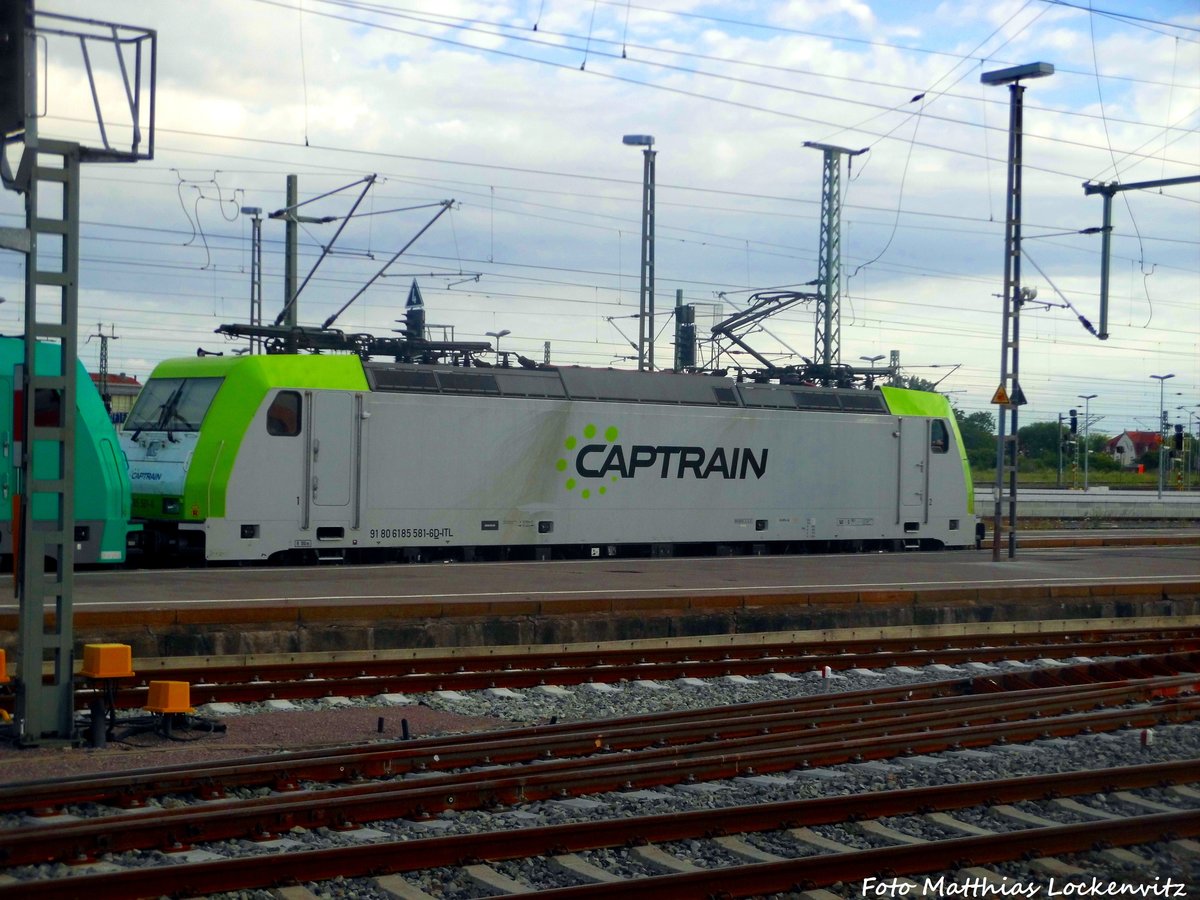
<box><xmin>1069</xmin><ymin>409</ymin><xmax>1078</xmax><ymax>434</ymax></box>
<box><xmin>1174</xmin><ymin>424</ymin><xmax>1184</xmax><ymax>452</ymax></box>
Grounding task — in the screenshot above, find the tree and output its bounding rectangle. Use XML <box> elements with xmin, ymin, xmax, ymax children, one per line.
<box><xmin>954</xmin><ymin>409</ymin><xmax>995</xmax><ymax>469</ymax></box>
<box><xmin>1018</xmin><ymin>421</ymin><xmax>1065</xmax><ymax>468</ymax></box>
<box><xmin>894</xmin><ymin>374</ymin><xmax>938</xmax><ymax>392</ymax></box>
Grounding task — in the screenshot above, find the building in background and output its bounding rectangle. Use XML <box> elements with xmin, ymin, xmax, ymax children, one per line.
<box><xmin>1105</xmin><ymin>431</ymin><xmax>1161</xmax><ymax>469</ymax></box>
<box><xmin>89</xmin><ymin>372</ymin><xmax>142</xmax><ymax>424</ymax></box>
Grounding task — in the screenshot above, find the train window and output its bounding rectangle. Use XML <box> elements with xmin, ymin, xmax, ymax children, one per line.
<box><xmin>125</xmin><ymin>377</ymin><xmax>223</xmax><ymax>433</ymax></box>
<box><xmin>33</xmin><ymin>388</ymin><xmax>63</xmax><ymax>427</ymax></box>
<box><xmin>267</xmin><ymin>391</ymin><xmax>302</xmax><ymax>437</ymax></box>
<box><xmin>931</xmin><ymin>420</ymin><xmax>949</xmax><ymax>454</ymax></box>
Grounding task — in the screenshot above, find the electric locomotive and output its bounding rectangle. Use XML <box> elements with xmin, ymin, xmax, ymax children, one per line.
<box><xmin>120</xmin><ymin>350</ymin><xmax>975</xmax><ymax>563</ymax></box>
<box><xmin>0</xmin><ymin>337</ymin><xmax>133</xmax><ymax>565</ymax></box>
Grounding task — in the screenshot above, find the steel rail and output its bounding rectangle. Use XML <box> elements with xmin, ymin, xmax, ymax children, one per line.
<box><xmin>4</xmin><ymin>655</ymin><xmax>1197</xmax><ymax>814</ymax></box>
<box><xmin>134</xmin><ymin>629</ymin><xmax>1200</xmax><ymax>680</ymax></box>
<box><xmin>9</xmin><ymin>676</ymin><xmax>1187</xmax><ymax>815</ymax></box>
<box><xmin>84</xmin><ymin>628</ymin><xmax>1200</xmax><ymax>710</ymax></box>
<box><xmin>2</xmin><ymin>691</ymin><xmax>1197</xmax><ymax>866</ymax></box>
<box><xmin>518</xmin><ymin>811</ymin><xmax>1200</xmax><ymax>899</ymax></box>
<box><xmin>69</xmin><ymin>639</ymin><xmax>1200</xmax><ymax>709</ymax></box>
<box><xmin>2</xmin><ymin>760</ymin><xmax>1197</xmax><ymax>899</ymax></box>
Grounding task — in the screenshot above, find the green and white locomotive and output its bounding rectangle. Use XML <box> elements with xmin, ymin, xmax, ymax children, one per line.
<box><xmin>119</xmin><ymin>350</ymin><xmax>975</xmax><ymax>563</ymax></box>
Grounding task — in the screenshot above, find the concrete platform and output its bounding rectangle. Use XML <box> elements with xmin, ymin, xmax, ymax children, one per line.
<box><xmin>1</xmin><ymin>543</ymin><xmax>1196</xmax><ymax>660</ymax></box>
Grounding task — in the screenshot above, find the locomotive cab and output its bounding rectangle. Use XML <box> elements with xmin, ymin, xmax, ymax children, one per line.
<box><xmin>121</xmin><ymin>374</ymin><xmax>223</xmax><ymax>556</ymax></box>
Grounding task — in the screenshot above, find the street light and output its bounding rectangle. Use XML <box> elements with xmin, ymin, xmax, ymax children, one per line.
<box><xmin>486</xmin><ymin>329</ymin><xmax>510</xmax><ymax>364</ymax></box>
<box><xmin>981</xmin><ymin>61</ymin><xmax>1054</xmax><ymax>561</ymax></box>
<box><xmin>859</xmin><ymin>354</ymin><xmax>885</xmax><ymax>388</ymax></box>
<box><xmin>1151</xmin><ymin>373</ymin><xmax>1174</xmax><ymax>499</ymax></box>
<box><xmin>623</xmin><ymin>134</ymin><xmax>656</xmax><ymax>372</ymax></box>
<box><xmin>1077</xmin><ymin>394</ymin><xmax>1096</xmax><ymax>491</ymax></box>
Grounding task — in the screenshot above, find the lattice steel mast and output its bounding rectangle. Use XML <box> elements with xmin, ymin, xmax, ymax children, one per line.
<box><xmin>805</xmin><ymin>142</ymin><xmax>865</xmax><ymax>385</ymax></box>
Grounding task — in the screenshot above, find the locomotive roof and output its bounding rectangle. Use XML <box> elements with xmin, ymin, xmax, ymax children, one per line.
<box><xmin>145</xmin><ymin>354</ymin><xmax>954</xmax><ymax>419</ymax></box>
<box><xmin>362</xmin><ymin>361</ymin><xmax>892</xmax><ymax>414</ymax></box>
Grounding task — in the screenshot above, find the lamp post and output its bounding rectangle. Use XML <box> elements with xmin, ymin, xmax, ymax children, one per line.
<box><xmin>623</xmin><ymin>134</ymin><xmax>656</xmax><ymax>371</ymax></box>
<box><xmin>859</xmin><ymin>354</ymin><xmax>885</xmax><ymax>388</ymax></box>
<box><xmin>1077</xmin><ymin>394</ymin><xmax>1096</xmax><ymax>491</ymax></box>
<box><xmin>486</xmin><ymin>329</ymin><xmax>510</xmax><ymax>365</ymax></box>
<box><xmin>981</xmin><ymin>61</ymin><xmax>1054</xmax><ymax>561</ymax></box>
<box><xmin>1151</xmin><ymin>374</ymin><xmax>1174</xmax><ymax>498</ymax></box>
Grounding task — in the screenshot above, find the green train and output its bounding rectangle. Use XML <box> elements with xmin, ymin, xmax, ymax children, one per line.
<box><xmin>0</xmin><ymin>337</ymin><xmax>132</xmax><ymax>565</ymax></box>
<box><xmin>119</xmin><ymin>352</ymin><xmax>976</xmax><ymax>563</ymax></box>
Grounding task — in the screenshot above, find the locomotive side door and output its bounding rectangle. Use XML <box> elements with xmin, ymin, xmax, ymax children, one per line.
<box><xmin>896</xmin><ymin>416</ymin><xmax>928</xmax><ymax>521</ymax></box>
<box><xmin>307</xmin><ymin>391</ymin><xmax>355</xmax><ymax>520</ymax></box>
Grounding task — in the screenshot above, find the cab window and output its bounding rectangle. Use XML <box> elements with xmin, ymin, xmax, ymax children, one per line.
<box><xmin>124</xmin><ymin>377</ymin><xmax>223</xmax><ymax>433</ymax></box>
<box><xmin>266</xmin><ymin>391</ymin><xmax>301</xmax><ymax>437</ymax></box>
<box><xmin>931</xmin><ymin>420</ymin><xmax>949</xmax><ymax>454</ymax></box>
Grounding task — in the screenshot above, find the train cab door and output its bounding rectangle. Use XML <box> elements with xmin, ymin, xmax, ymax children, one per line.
<box><xmin>308</xmin><ymin>392</ymin><xmax>355</xmax><ymax>521</ymax></box>
<box><xmin>896</xmin><ymin>417</ymin><xmax>929</xmax><ymax>521</ymax></box>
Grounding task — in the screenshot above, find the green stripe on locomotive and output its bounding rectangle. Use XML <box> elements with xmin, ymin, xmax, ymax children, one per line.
<box><xmin>0</xmin><ymin>337</ymin><xmax>131</xmax><ymax>563</ymax></box>
<box><xmin>137</xmin><ymin>355</ymin><xmax>368</xmax><ymax>521</ymax></box>
<box><xmin>880</xmin><ymin>386</ymin><xmax>974</xmax><ymax>515</ymax></box>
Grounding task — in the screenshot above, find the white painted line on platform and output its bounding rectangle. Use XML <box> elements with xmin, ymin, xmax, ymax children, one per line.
<box><xmin>26</xmin><ymin>570</ymin><xmax>1197</xmax><ymax>611</ymax></box>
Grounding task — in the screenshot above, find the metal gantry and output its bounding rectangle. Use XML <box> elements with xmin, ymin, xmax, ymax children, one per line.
<box><xmin>1</xmin><ymin>1</ymin><xmax>155</xmax><ymax>743</ymax></box>
<box><xmin>14</xmin><ymin>138</ymin><xmax>82</xmax><ymax>742</ymax></box>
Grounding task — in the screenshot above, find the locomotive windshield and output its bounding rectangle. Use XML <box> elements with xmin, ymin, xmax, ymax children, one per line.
<box><xmin>125</xmin><ymin>377</ymin><xmax>223</xmax><ymax>434</ymax></box>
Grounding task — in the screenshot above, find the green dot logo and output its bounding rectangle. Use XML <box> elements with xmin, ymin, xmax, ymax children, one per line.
<box><xmin>559</xmin><ymin>423</ymin><xmax>620</xmax><ymax>498</ymax></box>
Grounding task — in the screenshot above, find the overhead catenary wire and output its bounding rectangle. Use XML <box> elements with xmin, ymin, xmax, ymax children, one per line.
<box><xmin>245</xmin><ymin>0</ymin><xmax>1199</xmax><ymax>178</ymax></box>
<box><xmin>6</xmin><ymin>0</ymin><xmax>1194</xmax><ymax>424</ymax></box>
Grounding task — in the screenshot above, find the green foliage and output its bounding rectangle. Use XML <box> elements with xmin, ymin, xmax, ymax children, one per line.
<box><xmin>1018</xmin><ymin>420</ymin><xmax>1064</xmax><ymax>466</ymax></box>
<box><xmin>954</xmin><ymin>408</ymin><xmax>995</xmax><ymax>469</ymax></box>
<box><xmin>894</xmin><ymin>374</ymin><xmax>939</xmax><ymax>392</ymax></box>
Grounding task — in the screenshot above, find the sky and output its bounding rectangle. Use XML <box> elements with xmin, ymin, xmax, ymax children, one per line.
<box><xmin>1</xmin><ymin>0</ymin><xmax>1198</xmax><ymax>436</ymax></box>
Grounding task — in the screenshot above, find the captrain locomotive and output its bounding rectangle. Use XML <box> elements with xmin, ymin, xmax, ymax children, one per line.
<box><xmin>0</xmin><ymin>337</ymin><xmax>132</xmax><ymax>565</ymax></box>
<box><xmin>119</xmin><ymin>353</ymin><xmax>975</xmax><ymax>563</ymax></box>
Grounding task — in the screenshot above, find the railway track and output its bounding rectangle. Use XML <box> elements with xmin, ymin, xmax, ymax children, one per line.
<box><xmin>1</xmin><ymin>652</ymin><xmax>1198</xmax><ymax>897</ymax></box>
<box><xmin>48</xmin><ymin>625</ymin><xmax>1200</xmax><ymax>711</ymax></box>
<box><xmin>4</xmin><ymin>762</ymin><xmax>1199</xmax><ymax>899</ymax></box>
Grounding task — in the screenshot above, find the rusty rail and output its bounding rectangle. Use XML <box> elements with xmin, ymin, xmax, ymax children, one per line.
<box><xmin>2</xmin><ymin>760</ymin><xmax>1197</xmax><ymax>899</ymax></box>
<box><xmin>63</xmin><ymin>634</ymin><xmax>1200</xmax><ymax>710</ymax></box>
<box><xmin>1</xmin><ymin>682</ymin><xmax>1197</xmax><ymax>866</ymax></box>
<box><xmin>3</xmin><ymin>653</ymin><xmax>1198</xmax><ymax>816</ymax></box>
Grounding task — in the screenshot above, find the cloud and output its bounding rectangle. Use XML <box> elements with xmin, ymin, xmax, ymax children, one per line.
<box><xmin>0</xmin><ymin>0</ymin><xmax>1193</xmax><ymax>427</ymax></box>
